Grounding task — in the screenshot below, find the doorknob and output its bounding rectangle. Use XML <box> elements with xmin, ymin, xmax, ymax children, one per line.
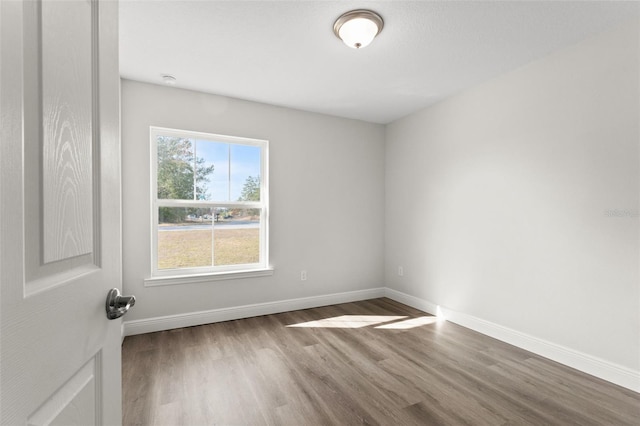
<box><xmin>106</xmin><ymin>288</ymin><xmax>136</xmax><ymax>320</ymax></box>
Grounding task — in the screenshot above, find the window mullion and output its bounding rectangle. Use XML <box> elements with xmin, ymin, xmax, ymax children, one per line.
<box><xmin>156</xmin><ymin>199</ymin><xmax>263</xmax><ymax>209</ymax></box>
<box><xmin>211</xmin><ymin>216</ymin><xmax>216</xmax><ymax>268</ymax></box>
<box><xmin>193</xmin><ymin>138</ymin><xmax>197</xmax><ymax>200</ymax></box>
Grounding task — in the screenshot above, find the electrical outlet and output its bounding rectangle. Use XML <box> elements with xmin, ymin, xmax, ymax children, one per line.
<box><xmin>398</xmin><ymin>266</ymin><xmax>404</xmax><ymax>277</ymax></box>
<box><xmin>301</xmin><ymin>270</ymin><xmax>307</xmax><ymax>281</ymax></box>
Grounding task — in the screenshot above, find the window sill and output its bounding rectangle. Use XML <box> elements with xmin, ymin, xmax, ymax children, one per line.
<box><xmin>144</xmin><ymin>267</ymin><xmax>274</xmax><ymax>287</ymax></box>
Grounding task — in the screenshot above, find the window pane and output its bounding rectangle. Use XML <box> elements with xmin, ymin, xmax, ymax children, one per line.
<box><xmin>156</xmin><ymin>136</ymin><xmax>195</xmax><ymax>200</ymax></box>
<box><xmin>195</xmin><ymin>139</ymin><xmax>229</xmax><ymax>201</ymax></box>
<box><xmin>152</xmin><ymin>127</ymin><xmax>268</xmax><ymax>276</ymax></box>
<box><xmin>158</xmin><ymin>207</ymin><xmax>213</xmax><ymax>269</ymax></box>
<box><xmin>231</xmin><ymin>144</ymin><xmax>261</xmax><ymax>201</ymax></box>
<box><xmin>214</xmin><ymin>208</ymin><xmax>261</xmax><ymax>266</ymax></box>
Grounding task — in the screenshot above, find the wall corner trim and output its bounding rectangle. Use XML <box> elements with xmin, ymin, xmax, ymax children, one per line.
<box><xmin>383</xmin><ymin>287</ymin><xmax>640</xmax><ymax>393</ymax></box>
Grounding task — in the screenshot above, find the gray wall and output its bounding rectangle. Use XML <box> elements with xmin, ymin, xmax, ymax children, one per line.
<box><xmin>385</xmin><ymin>20</ymin><xmax>639</xmax><ymax>370</ymax></box>
<box><xmin>121</xmin><ymin>80</ymin><xmax>385</xmax><ymax>321</ymax></box>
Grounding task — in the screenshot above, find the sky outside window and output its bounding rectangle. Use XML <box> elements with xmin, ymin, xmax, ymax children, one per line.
<box><xmin>230</xmin><ymin>144</ymin><xmax>261</xmax><ymax>201</ymax></box>
<box><xmin>195</xmin><ymin>139</ymin><xmax>261</xmax><ymax>202</ymax></box>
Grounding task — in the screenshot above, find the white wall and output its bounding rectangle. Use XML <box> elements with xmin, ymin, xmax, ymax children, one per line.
<box><xmin>121</xmin><ymin>80</ymin><xmax>385</xmax><ymax>322</ymax></box>
<box><xmin>385</xmin><ymin>20</ymin><xmax>639</xmax><ymax>371</ymax></box>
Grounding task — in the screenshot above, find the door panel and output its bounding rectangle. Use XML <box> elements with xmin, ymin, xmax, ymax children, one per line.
<box><xmin>0</xmin><ymin>1</ymin><xmax>122</xmax><ymax>425</ymax></box>
<box><xmin>41</xmin><ymin>0</ymin><xmax>94</xmax><ymax>263</ymax></box>
<box><xmin>23</xmin><ymin>0</ymin><xmax>98</xmax><ymax>293</ymax></box>
<box><xmin>27</xmin><ymin>356</ymin><xmax>99</xmax><ymax>426</ymax></box>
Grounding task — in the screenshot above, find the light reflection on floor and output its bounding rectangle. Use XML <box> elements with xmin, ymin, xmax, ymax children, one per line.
<box><xmin>286</xmin><ymin>314</ymin><xmax>440</xmax><ymax>330</ymax></box>
<box><xmin>375</xmin><ymin>316</ymin><xmax>439</xmax><ymax>329</ymax></box>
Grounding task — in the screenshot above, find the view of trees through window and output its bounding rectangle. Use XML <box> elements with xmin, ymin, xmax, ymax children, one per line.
<box><xmin>153</xmin><ymin>131</ymin><xmax>266</xmax><ymax>272</ymax></box>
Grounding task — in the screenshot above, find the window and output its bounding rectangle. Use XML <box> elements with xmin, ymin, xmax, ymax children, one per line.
<box><xmin>150</xmin><ymin>127</ymin><xmax>268</xmax><ymax>279</ymax></box>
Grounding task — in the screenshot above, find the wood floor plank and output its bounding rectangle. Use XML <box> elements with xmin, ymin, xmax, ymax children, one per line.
<box><xmin>122</xmin><ymin>298</ymin><xmax>640</xmax><ymax>425</ymax></box>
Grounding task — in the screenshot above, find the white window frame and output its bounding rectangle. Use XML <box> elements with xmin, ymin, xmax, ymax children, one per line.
<box><xmin>148</xmin><ymin>126</ymin><xmax>269</xmax><ymax>282</ymax></box>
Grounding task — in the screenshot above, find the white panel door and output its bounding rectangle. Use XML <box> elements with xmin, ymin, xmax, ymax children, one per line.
<box><xmin>0</xmin><ymin>0</ymin><xmax>123</xmax><ymax>425</ymax></box>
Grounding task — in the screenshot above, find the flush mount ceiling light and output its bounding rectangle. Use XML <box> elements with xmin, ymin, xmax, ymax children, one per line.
<box><xmin>333</xmin><ymin>9</ymin><xmax>384</xmax><ymax>49</ymax></box>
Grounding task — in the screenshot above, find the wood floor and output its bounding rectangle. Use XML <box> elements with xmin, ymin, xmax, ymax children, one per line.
<box><xmin>122</xmin><ymin>298</ymin><xmax>640</xmax><ymax>425</ymax></box>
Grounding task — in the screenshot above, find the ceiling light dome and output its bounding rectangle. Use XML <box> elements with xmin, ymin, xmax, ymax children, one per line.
<box><xmin>333</xmin><ymin>9</ymin><xmax>384</xmax><ymax>49</ymax></box>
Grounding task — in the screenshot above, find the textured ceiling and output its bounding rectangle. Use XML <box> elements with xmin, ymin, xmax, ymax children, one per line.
<box><xmin>120</xmin><ymin>1</ymin><xmax>640</xmax><ymax>124</ymax></box>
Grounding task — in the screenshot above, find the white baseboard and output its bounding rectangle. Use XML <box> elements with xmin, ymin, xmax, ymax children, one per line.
<box><xmin>383</xmin><ymin>288</ymin><xmax>439</xmax><ymax>316</ymax></box>
<box><xmin>384</xmin><ymin>288</ymin><xmax>640</xmax><ymax>393</ymax></box>
<box><xmin>122</xmin><ymin>287</ymin><xmax>385</xmax><ymax>337</ymax></box>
